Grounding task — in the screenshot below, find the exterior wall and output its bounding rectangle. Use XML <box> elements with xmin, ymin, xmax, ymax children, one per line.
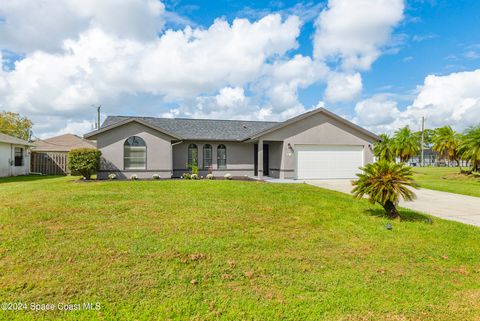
<box><xmin>96</xmin><ymin>122</ymin><xmax>173</xmax><ymax>179</ymax></box>
<box><xmin>0</xmin><ymin>142</ymin><xmax>30</xmax><ymax>178</ymax></box>
<box><xmin>172</xmin><ymin>141</ymin><xmax>255</xmax><ymax>178</ymax></box>
<box><xmin>258</xmin><ymin>112</ymin><xmax>376</xmax><ymax>179</ymax></box>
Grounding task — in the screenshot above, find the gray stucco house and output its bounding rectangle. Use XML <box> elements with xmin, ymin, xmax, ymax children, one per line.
<box><xmin>84</xmin><ymin>108</ymin><xmax>380</xmax><ymax>180</ymax></box>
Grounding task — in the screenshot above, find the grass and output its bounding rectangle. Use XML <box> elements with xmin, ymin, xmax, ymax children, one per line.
<box><xmin>413</xmin><ymin>167</ymin><xmax>480</xmax><ymax>197</ymax></box>
<box><xmin>1</xmin><ymin>176</ymin><xmax>480</xmax><ymax>320</ymax></box>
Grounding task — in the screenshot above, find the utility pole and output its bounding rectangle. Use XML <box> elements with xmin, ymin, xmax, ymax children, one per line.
<box><xmin>421</xmin><ymin>116</ymin><xmax>425</xmax><ymax>167</ymax></box>
<box><xmin>96</xmin><ymin>105</ymin><xmax>101</xmax><ymax>129</ymax></box>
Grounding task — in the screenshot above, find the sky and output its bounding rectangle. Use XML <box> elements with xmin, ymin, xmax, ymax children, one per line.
<box><xmin>0</xmin><ymin>0</ymin><xmax>479</xmax><ymax>138</ymax></box>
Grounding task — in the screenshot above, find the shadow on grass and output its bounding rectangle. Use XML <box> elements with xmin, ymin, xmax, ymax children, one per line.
<box><xmin>366</xmin><ymin>208</ymin><xmax>433</xmax><ymax>224</ymax></box>
<box><xmin>0</xmin><ymin>175</ymin><xmax>64</xmax><ymax>184</ymax></box>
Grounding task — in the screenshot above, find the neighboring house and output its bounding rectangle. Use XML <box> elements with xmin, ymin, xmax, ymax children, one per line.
<box><xmin>0</xmin><ymin>132</ymin><xmax>33</xmax><ymax>178</ymax></box>
<box><xmin>84</xmin><ymin>108</ymin><xmax>380</xmax><ymax>180</ymax></box>
<box><xmin>31</xmin><ymin>134</ymin><xmax>96</xmax><ymax>175</ymax></box>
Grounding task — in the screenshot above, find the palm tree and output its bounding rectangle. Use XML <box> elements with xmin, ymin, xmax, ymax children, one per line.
<box><xmin>460</xmin><ymin>125</ymin><xmax>480</xmax><ymax>172</ymax></box>
<box><xmin>352</xmin><ymin>161</ymin><xmax>419</xmax><ymax>218</ymax></box>
<box><xmin>432</xmin><ymin>126</ymin><xmax>462</xmax><ymax>168</ymax></box>
<box><xmin>374</xmin><ymin>134</ymin><xmax>395</xmax><ymax>162</ymax></box>
<box><xmin>393</xmin><ymin>126</ymin><xmax>420</xmax><ymax>163</ymax></box>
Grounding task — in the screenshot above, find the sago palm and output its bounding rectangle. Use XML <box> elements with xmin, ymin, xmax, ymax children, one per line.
<box><xmin>374</xmin><ymin>134</ymin><xmax>395</xmax><ymax>162</ymax></box>
<box><xmin>393</xmin><ymin>126</ymin><xmax>420</xmax><ymax>163</ymax></box>
<box><xmin>351</xmin><ymin>160</ymin><xmax>419</xmax><ymax>218</ymax></box>
<box><xmin>432</xmin><ymin>126</ymin><xmax>462</xmax><ymax>168</ymax></box>
<box><xmin>460</xmin><ymin>125</ymin><xmax>480</xmax><ymax>172</ymax></box>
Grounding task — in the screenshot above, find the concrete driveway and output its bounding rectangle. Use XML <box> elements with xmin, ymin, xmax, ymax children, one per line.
<box><xmin>306</xmin><ymin>179</ymin><xmax>480</xmax><ymax>227</ymax></box>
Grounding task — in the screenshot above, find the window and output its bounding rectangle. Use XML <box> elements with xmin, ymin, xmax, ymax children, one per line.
<box><xmin>187</xmin><ymin>144</ymin><xmax>198</xmax><ymax>169</ymax></box>
<box><xmin>14</xmin><ymin>147</ymin><xmax>24</xmax><ymax>167</ymax></box>
<box><xmin>203</xmin><ymin>144</ymin><xmax>212</xmax><ymax>169</ymax></box>
<box><xmin>124</xmin><ymin>136</ymin><xmax>146</xmax><ymax>170</ymax></box>
<box><xmin>217</xmin><ymin>144</ymin><xmax>227</xmax><ymax>169</ymax></box>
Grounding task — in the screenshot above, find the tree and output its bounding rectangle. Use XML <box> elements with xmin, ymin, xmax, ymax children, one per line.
<box><xmin>352</xmin><ymin>161</ymin><xmax>419</xmax><ymax>218</ymax></box>
<box><xmin>432</xmin><ymin>126</ymin><xmax>462</xmax><ymax>168</ymax></box>
<box><xmin>460</xmin><ymin>125</ymin><xmax>480</xmax><ymax>172</ymax></box>
<box><xmin>393</xmin><ymin>126</ymin><xmax>420</xmax><ymax>163</ymax></box>
<box><xmin>68</xmin><ymin>148</ymin><xmax>101</xmax><ymax>179</ymax></box>
<box><xmin>0</xmin><ymin>111</ymin><xmax>33</xmax><ymax>141</ymax></box>
<box><xmin>374</xmin><ymin>134</ymin><xmax>395</xmax><ymax>162</ymax></box>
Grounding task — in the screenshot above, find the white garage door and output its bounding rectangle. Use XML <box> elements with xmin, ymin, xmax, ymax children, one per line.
<box><xmin>296</xmin><ymin>145</ymin><xmax>364</xmax><ymax>179</ymax></box>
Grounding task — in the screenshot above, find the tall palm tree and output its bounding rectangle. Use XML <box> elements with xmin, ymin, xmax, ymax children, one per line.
<box><xmin>352</xmin><ymin>161</ymin><xmax>419</xmax><ymax>218</ymax></box>
<box><xmin>460</xmin><ymin>125</ymin><xmax>480</xmax><ymax>172</ymax></box>
<box><xmin>374</xmin><ymin>134</ymin><xmax>395</xmax><ymax>162</ymax></box>
<box><xmin>432</xmin><ymin>126</ymin><xmax>462</xmax><ymax>168</ymax></box>
<box><xmin>393</xmin><ymin>126</ymin><xmax>420</xmax><ymax>163</ymax></box>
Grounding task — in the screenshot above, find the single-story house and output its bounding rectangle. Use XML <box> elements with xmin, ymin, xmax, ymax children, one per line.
<box><xmin>0</xmin><ymin>132</ymin><xmax>34</xmax><ymax>178</ymax></box>
<box><xmin>31</xmin><ymin>133</ymin><xmax>97</xmax><ymax>175</ymax></box>
<box><xmin>84</xmin><ymin>108</ymin><xmax>380</xmax><ymax>180</ymax></box>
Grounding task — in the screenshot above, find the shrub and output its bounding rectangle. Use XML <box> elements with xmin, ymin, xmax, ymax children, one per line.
<box><xmin>152</xmin><ymin>174</ymin><xmax>160</xmax><ymax>180</ymax></box>
<box><xmin>182</xmin><ymin>173</ymin><xmax>191</xmax><ymax>179</ymax></box>
<box><xmin>191</xmin><ymin>164</ymin><xmax>199</xmax><ymax>175</ymax></box>
<box><xmin>224</xmin><ymin>173</ymin><xmax>232</xmax><ymax>180</ymax></box>
<box><xmin>68</xmin><ymin>148</ymin><xmax>101</xmax><ymax>180</ymax></box>
<box><xmin>108</xmin><ymin>173</ymin><xmax>117</xmax><ymax>180</ymax></box>
<box><xmin>206</xmin><ymin>173</ymin><xmax>214</xmax><ymax>180</ymax></box>
<box><xmin>130</xmin><ymin>174</ymin><xmax>138</xmax><ymax>180</ymax></box>
<box><xmin>351</xmin><ymin>160</ymin><xmax>419</xmax><ymax>218</ymax></box>
<box><xmin>191</xmin><ymin>173</ymin><xmax>199</xmax><ymax>180</ymax></box>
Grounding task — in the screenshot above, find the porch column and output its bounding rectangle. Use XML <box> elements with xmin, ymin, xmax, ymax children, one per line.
<box><xmin>257</xmin><ymin>139</ymin><xmax>263</xmax><ymax>179</ymax></box>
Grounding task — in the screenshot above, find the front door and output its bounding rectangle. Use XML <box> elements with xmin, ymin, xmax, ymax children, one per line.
<box><xmin>254</xmin><ymin>143</ymin><xmax>269</xmax><ymax>176</ymax></box>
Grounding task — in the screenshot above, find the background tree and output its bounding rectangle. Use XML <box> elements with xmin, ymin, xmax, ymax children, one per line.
<box><xmin>393</xmin><ymin>126</ymin><xmax>420</xmax><ymax>162</ymax></box>
<box><xmin>352</xmin><ymin>161</ymin><xmax>419</xmax><ymax>218</ymax></box>
<box><xmin>374</xmin><ymin>134</ymin><xmax>395</xmax><ymax>162</ymax></box>
<box><xmin>460</xmin><ymin>125</ymin><xmax>480</xmax><ymax>172</ymax></box>
<box><xmin>432</xmin><ymin>126</ymin><xmax>462</xmax><ymax>168</ymax></box>
<box><xmin>0</xmin><ymin>111</ymin><xmax>33</xmax><ymax>141</ymax></box>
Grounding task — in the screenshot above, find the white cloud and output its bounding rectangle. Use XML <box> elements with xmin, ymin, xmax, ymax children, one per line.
<box><xmin>0</xmin><ymin>0</ymin><xmax>409</xmax><ymax>136</ymax></box>
<box><xmin>0</xmin><ymin>0</ymin><xmax>165</xmax><ymax>53</ymax></box>
<box><xmin>354</xmin><ymin>70</ymin><xmax>480</xmax><ymax>133</ymax></box>
<box><xmin>325</xmin><ymin>72</ymin><xmax>362</xmax><ymax>102</ymax></box>
<box><xmin>0</xmin><ymin>14</ymin><xmax>303</xmax><ymax>135</ymax></box>
<box><xmin>313</xmin><ymin>0</ymin><xmax>404</xmax><ymax>71</ymax></box>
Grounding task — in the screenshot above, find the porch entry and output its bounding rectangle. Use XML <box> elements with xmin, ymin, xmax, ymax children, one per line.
<box><xmin>254</xmin><ymin>143</ymin><xmax>269</xmax><ymax>176</ymax></box>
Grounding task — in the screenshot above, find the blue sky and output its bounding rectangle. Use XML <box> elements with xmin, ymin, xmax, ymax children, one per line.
<box><xmin>0</xmin><ymin>0</ymin><xmax>479</xmax><ymax>137</ymax></box>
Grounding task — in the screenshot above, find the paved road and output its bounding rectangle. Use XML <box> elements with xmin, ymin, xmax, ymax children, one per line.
<box><xmin>306</xmin><ymin>179</ymin><xmax>480</xmax><ymax>227</ymax></box>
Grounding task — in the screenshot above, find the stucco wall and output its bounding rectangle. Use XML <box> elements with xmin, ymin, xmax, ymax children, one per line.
<box><xmin>96</xmin><ymin>122</ymin><xmax>173</xmax><ymax>179</ymax></box>
<box><xmin>258</xmin><ymin>112</ymin><xmax>376</xmax><ymax>179</ymax></box>
<box><xmin>0</xmin><ymin>142</ymin><xmax>30</xmax><ymax>177</ymax></box>
<box><xmin>172</xmin><ymin>141</ymin><xmax>255</xmax><ymax>177</ymax></box>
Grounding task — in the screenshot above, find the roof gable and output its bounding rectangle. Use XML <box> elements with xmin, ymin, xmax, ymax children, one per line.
<box><xmin>33</xmin><ymin>133</ymin><xmax>96</xmax><ymax>152</ymax></box>
<box><xmin>248</xmin><ymin>108</ymin><xmax>380</xmax><ymax>141</ymax></box>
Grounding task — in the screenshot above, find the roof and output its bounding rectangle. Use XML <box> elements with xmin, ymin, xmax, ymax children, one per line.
<box><xmin>248</xmin><ymin>108</ymin><xmax>381</xmax><ymax>141</ymax></box>
<box><xmin>32</xmin><ymin>133</ymin><xmax>96</xmax><ymax>152</ymax></box>
<box><xmin>0</xmin><ymin>132</ymin><xmax>34</xmax><ymax>146</ymax></box>
<box><xmin>85</xmin><ymin>116</ymin><xmax>278</xmax><ymax>141</ymax></box>
<box><xmin>84</xmin><ymin>108</ymin><xmax>380</xmax><ymax>142</ymax></box>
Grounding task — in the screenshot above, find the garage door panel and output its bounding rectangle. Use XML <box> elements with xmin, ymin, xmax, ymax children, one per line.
<box><xmin>296</xmin><ymin>145</ymin><xmax>363</xmax><ymax>179</ymax></box>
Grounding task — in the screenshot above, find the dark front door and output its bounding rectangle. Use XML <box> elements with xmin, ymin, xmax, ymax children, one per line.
<box><xmin>254</xmin><ymin>143</ymin><xmax>269</xmax><ymax>176</ymax></box>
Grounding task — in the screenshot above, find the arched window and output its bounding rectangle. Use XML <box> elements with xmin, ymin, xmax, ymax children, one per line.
<box><xmin>203</xmin><ymin>144</ymin><xmax>212</xmax><ymax>169</ymax></box>
<box><xmin>124</xmin><ymin>136</ymin><xmax>146</xmax><ymax>170</ymax></box>
<box><xmin>187</xmin><ymin>144</ymin><xmax>198</xmax><ymax>169</ymax></box>
<box><xmin>217</xmin><ymin>144</ymin><xmax>227</xmax><ymax>169</ymax></box>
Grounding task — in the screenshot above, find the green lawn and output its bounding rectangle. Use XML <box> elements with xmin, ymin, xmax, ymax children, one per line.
<box><xmin>1</xmin><ymin>176</ymin><xmax>480</xmax><ymax>320</ymax></box>
<box><xmin>413</xmin><ymin>167</ymin><xmax>480</xmax><ymax>197</ymax></box>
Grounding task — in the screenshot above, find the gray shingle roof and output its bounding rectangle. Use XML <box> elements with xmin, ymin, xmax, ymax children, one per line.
<box><xmin>101</xmin><ymin>116</ymin><xmax>279</xmax><ymax>141</ymax></box>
